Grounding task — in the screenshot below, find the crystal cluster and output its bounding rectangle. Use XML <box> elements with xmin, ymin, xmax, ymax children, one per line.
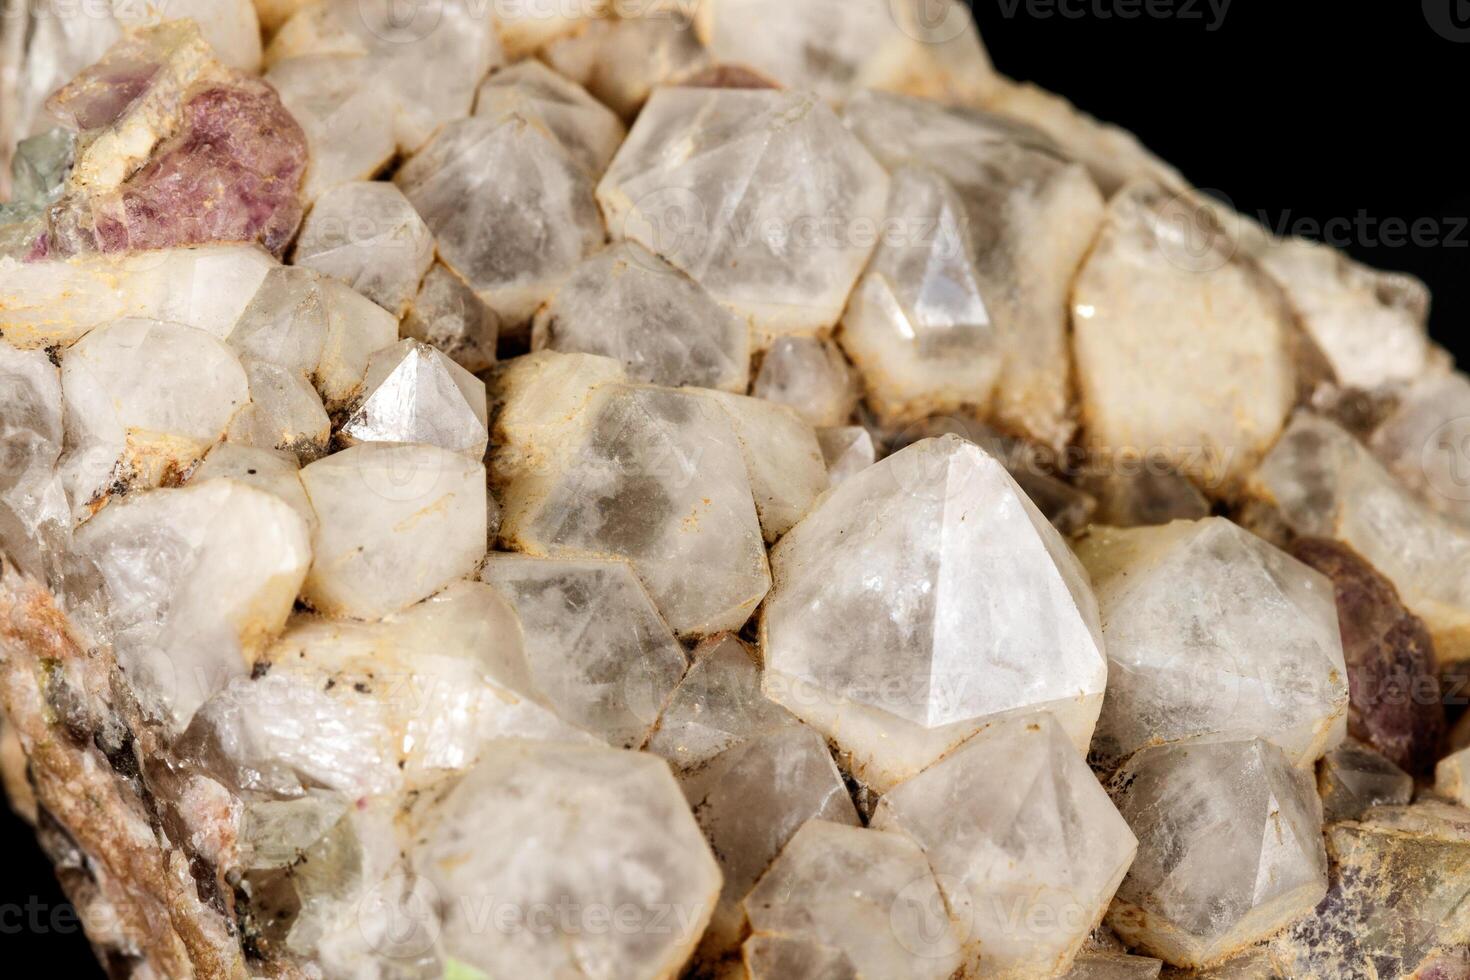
<box><xmin>0</xmin><ymin>5</ymin><xmax>1466</xmax><ymax>980</ymax></box>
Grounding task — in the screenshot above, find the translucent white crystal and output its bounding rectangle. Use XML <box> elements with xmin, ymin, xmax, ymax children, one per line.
<box><xmin>226</xmin><ymin>358</ymin><xmax>332</xmax><ymax>460</ymax></box>
<box><xmin>0</xmin><ymin>342</ymin><xmax>69</xmax><ymax>579</ymax></box>
<box><xmin>194</xmin><ymin>581</ymin><xmax>582</xmax><ymax>798</ymax></box>
<box><xmin>242</xmin><ymin>792</ymin><xmax>348</xmax><ymax>870</ymax></box>
<box><xmin>816</xmin><ymin>427</ymin><xmax>877</xmax><ymax>487</ymax></box>
<box><xmin>494</xmin><ymin>352</ymin><xmax>770</xmax><ymax>636</ymax></box>
<box><xmin>644</xmin><ymin>635</ymin><xmax>802</xmax><ymax>772</ymax></box>
<box><xmin>60</xmin><ymin>317</ymin><xmax>249</xmax><ymax>513</ymax></box>
<box><xmin>1254</xmin><ymin>412</ymin><xmax>1470</xmax><ymax>667</ymax></box>
<box><xmin>872</xmin><ymin>713</ymin><xmax>1138</xmax><ymax>978</ymax></box>
<box><xmin>1075</xmin><ymin>518</ymin><xmax>1348</xmax><ymax>769</ymax></box>
<box><xmin>980</xmin><ymin>78</ymin><xmax>1184</xmax><ymax>197</ymax></box>
<box><xmin>532</xmin><ymin>241</ymin><xmax>750</xmax><ymax>392</ymax></box>
<box><xmin>681</xmin><ymin>724</ymin><xmax>859</xmax><ymax>957</ymax></box>
<box><xmin>744</xmin><ymin>820</ymin><xmax>964</xmax><ymax>979</ymax></box>
<box><xmin>402</xmin><ymin>263</ymin><xmax>499</xmax><ymax>375</ymax></box>
<box><xmin>479</xmin><ymin>554</ymin><xmax>688</xmax><ymax>749</ymax></box>
<box><xmin>73</xmin><ymin>479</ymin><xmax>311</xmax><ymax>731</ymax></box>
<box><xmin>752</xmin><ymin>337</ymin><xmax>859</xmax><ymax>428</ymax></box>
<box><xmin>227</xmin><ymin>266</ymin><xmax>329</xmax><ymax>376</ymax></box>
<box><xmin>761</xmin><ymin>434</ymin><xmax>1107</xmax><ymax>791</ymax></box>
<box><xmin>540</xmin><ymin>14</ymin><xmax>708</xmax><ymax>120</ymax></box>
<box><xmin>111</xmin><ymin>0</ymin><xmax>261</xmax><ymax>72</ymax></box>
<box><xmin>1319</xmin><ymin>740</ymin><xmax>1413</xmax><ymax>823</ymax></box>
<box><xmin>411</xmin><ymin>740</ymin><xmax>721</xmax><ymax>979</ymax></box>
<box><xmin>1060</xmin><ymin>953</ymin><xmax>1164</xmax><ymax>979</ymax></box>
<box><xmin>474</xmin><ymin>60</ymin><xmax>626</xmax><ymax>177</ymax></box>
<box><xmin>695</xmin><ymin>391</ymin><xmax>828</xmax><ymax>542</ymax></box>
<box><xmin>1073</xmin><ymin>182</ymin><xmax>1296</xmax><ymax>488</ymax></box>
<box><xmin>841</xmin><ymin>91</ymin><xmax>1106</xmax><ymax>447</ymax></box>
<box><xmin>395</xmin><ymin>113</ymin><xmax>604</xmax><ymax>330</ymax></box>
<box><xmin>1436</xmin><ymin>746</ymin><xmax>1470</xmax><ymax>808</ymax></box>
<box><xmin>341</xmin><ymin>340</ymin><xmax>489</xmax><ymax>460</ymax></box>
<box><xmin>267</xmin><ymin>0</ymin><xmax>502</xmax><ymax>153</ymax></box>
<box><xmin>1106</xmin><ymin>739</ymin><xmax>1328</xmax><ymax>967</ymax></box>
<box><xmin>1369</xmin><ymin>372</ymin><xmax>1470</xmax><ymax>525</ymax></box>
<box><xmin>189</xmin><ymin>443</ymin><xmax>317</xmax><ymax>533</ymax></box>
<box><xmin>0</xmin><ymin>245</ymin><xmax>275</xmax><ymax>349</ymax></box>
<box><xmin>490</xmin><ymin>0</ymin><xmax>600</xmax><ymax>57</ymax></box>
<box><xmin>292</xmin><ymin>182</ymin><xmax>435</xmax><ymax>316</ymax></box>
<box><xmin>839</xmin><ymin>163</ymin><xmax>1000</xmax><ymax>423</ymax></box>
<box><xmin>299</xmin><ymin>443</ymin><xmax>487</xmax><ymax>619</ymax></box>
<box><xmin>695</xmin><ymin>0</ymin><xmax>993</xmax><ymax>104</ymax></box>
<box><xmin>313</xmin><ymin>277</ymin><xmax>400</xmax><ymax>411</ymax></box>
<box><xmin>598</xmin><ymin>87</ymin><xmax>889</xmax><ymax>343</ymax></box>
<box><xmin>742</xmin><ymin>935</ymin><xmax>857</xmax><ymax>980</ymax></box>
<box><xmin>1255</xmin><ymin>236</ymin><xmax>1434</xmax><ymax>391</ymax></box>
<box><xmin>264</xmin><ymin>54</ymin><xmax>396</xmax><ymax>202</ymax></box>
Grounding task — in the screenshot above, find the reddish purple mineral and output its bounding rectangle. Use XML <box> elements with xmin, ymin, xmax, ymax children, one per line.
<box><xmin>1290</xmin><ymin>537</ymin><xmax>1445</xmax><ymax>774</ymax></box>
<box><xmin>66</xmin><ymin>79</ymin><xmax>307</xmax><ymax>257</ymax></box>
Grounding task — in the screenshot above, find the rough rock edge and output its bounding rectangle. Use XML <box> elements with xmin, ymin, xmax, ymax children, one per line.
<box><xmin>0</xmin><ymin>559</ymin><xmax>296</xmax><ymax>979</ymax></box>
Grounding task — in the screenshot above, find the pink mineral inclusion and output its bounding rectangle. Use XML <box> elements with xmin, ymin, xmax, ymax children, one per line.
<box><xmin>88</xmin><ymin>80</ymin><xmax>308</xmax><ymax>257</ymax></box>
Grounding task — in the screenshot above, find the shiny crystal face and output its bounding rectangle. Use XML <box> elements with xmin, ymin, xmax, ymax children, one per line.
<box><xmin>2</xmin><ymin>9</ymin><xmax>1465</xmax><ymax>980</ymax></box>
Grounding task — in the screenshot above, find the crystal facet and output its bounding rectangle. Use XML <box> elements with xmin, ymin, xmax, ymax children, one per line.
<box><xmin>761</xmin><ymin>434</ymin><xmax>1107</xmax><ymax>791</ymax></box>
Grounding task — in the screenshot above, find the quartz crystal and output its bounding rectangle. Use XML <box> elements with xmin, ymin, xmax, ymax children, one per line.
<box><xmin>1254</xmin><ymin>412</ymin><xmax>1470</xmax><ymax>669</ymax></box>
<box><xmin>1318</xmin><ymin>740</ymin><xmax>1413</xmax><ymax>823</ymax></box>
<box><xmin>816</xmin><ymin>426</ymin><xmax>877</xmax><ymax>487</ymax></box>
<box><xmin>493</xmin><ymin>352</ymin><xmax>770</xmax><ymax>636</ymax></box>
<box><xmin>73</xmin><ymin>479</ymin><xmax>310</xmax><ymax>731</ymax></box>
<box><xmin>598</xmin><ymin>87</ymin><xmax>889</xmax><ymax>343</ymax></box>
<box><xmin>679</xmin><ymin>723</ymin><xmax>859</xmax><ymax>958</ymax></box>
<box><xmin>263</xmin><ymin>54</ymin><xmax>396</xmax><ymax>202</ymax></box>
<box><xmin>267</xmin><ymin>0</ymin><xmax>501</xmax><ymax>154</ymax></box>
<box><xmin>1073</xmin><ymin>182</ymin><xmax>1297</xmax><ymax>488</ymax></box>
<box><xmin>480</xmin><ymin>554</ymin><xmax>687</xmax><ymax>749</ymax></box>
<box><xmin>475</xmin><ymin>60</ymin><xmax>625</xmax><ymax>178</ymax></box>
<box><xmin>1251</xmin><ymin>236</ymin><xmax>1435</xmax><ymax>392</ymax></box>
<box><xmin>402</xmin><ymin>264</ymin><xmax>500</xmax><ymax>375</ymax></box>
<box><xmin>1369</xmin><ymin>371</ymin><xmax>1470</xmax><ymax>526</ymax></box>
<box><xmin>299</xmin><ymin>443</ymin><xmax>487</xmax><ymax>619</ymax></box>
<box><xmin>644</xmin><ymin>635</ymin><xmax>801</xmax><ymax>771</ymax></box>
<box><xmin>9</xmin><ymin>14</ymin><xmax>1470</xmax><ymax>980</ymax></box>
<box><xmin>541</xmin><ymin>14</ymin><xmax>708</xmax><ymax>120</ymax></box>
<box><xmin>0</xmin><ymin>343</ymin><xmax>69</xmax><ymax>580</ymax></box>
<box><xmin>1063</xmin><ymin>953</ymin><xmax>1164</xmax><ymax>979</ymax></box>
<box><xmin>696</xmin><ymin>0</ymin><xmax>993</xmax><ymax>104</ymax></box>
<box><xmin>840</xmin><ymin>91</ymin><xmax>1105</xmax><ymax>448</ymax></box>
<box><xmin>744</xmin><ymin>819</ymin><xmax>965</xmax><ymax>979</ymax></box>
<box><xmin>341</xmin><ymin>340</ymin><xmax>489</xmax><ymax>459</ymax></box>
<box><xmin>1075</xmin><ymin>518</ymin><xmax>1348</xmax><ymax>770</ymax></box>
<box><xmin>872</xmin><ymin>713</ymin><xmax>1138</xmax><ymax>978</ymax></box>
<box><xmin>60</xmin><ymin>317</ymin><xmax>250</xmax><ymax>512</ymax></box>
<box><xmin>761</xmin><ymin>434</ymin><xmax>1107</xmax><ymax>791</ymax></box>
<box><xmin>411</xmin><ymin>740</ymin><xmax>721</xmax><ymax>979</ymax></box>
<box><xmin>752</xmin><ymin>337</ymin><xmax>860</xmax><ymax>428</ymax></box>
<box><xmin>1106</xmin><ymin>739</ymin><xmax>1329</xmax><ymax>967</ymax></box>
<box><xmin>291</xmin><ymin>181</ymin><xmax>434</xmax><ymax>316</ymax></box>
<box><xmin>533</xmin><ymin>241</ymin><xmax>750</xmax><ymax>392</ymax></box>
<box><xmin>396</xmin><ymin>111</ymin><xmax>604</xmax><ymax>331</ymax></box>
<box><xmin>1</xmin><ymin>243</ymin><xmax>275</xmax><ymax>349</ymax></box>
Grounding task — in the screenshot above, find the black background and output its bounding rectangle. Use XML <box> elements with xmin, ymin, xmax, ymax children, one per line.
<box><xmin>1</xmin><ymin>2</ymin><xmax>1466</xmax><ymax>972</ymax></box>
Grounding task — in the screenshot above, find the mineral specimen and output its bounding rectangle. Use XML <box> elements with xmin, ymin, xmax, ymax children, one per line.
<box><xmin>1107</xmin><ymin>739</ymin><xmax>1329</xmax><ymax>967</ymax></box>
<box><xmin>598</xmin><ymin>86</ymin><xmax>889</xmax><ymax>343</ymax></box>
<box><xmin>872</xmin><ymin>713</ymin><xmax>1138</xmax><ymax>977</ymax></box>
<box><xmin>761</xmin><ymin>434</ymin><xmax>1106</xmax><ymax>790</ymax></box>
<box><xmin>1075</xmin><ymin>518</ymin><xmax>1348</xmax><ymax>769</ymax></box>
<box><xmin>5</xmin><ymin>12</ymin><xmax>1469</xmax><ymax>980</ymax></box>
